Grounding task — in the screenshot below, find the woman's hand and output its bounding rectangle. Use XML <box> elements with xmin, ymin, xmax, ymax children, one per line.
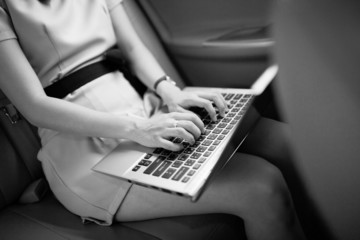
<box><xmin>130</xmin><ymin>112</ymin><xmax>205</xmax><ymax>151</ymax></box>
<box><xmin>156</xmin><ymin>82</ymin><xmax>229</xmax><ymax>121</ymax></box>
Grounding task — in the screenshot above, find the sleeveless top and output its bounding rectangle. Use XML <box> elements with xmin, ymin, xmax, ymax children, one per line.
<box><xmin>0</xmin><ymin>0</ymin><xmax>123</xmax><ymax>87</ymax></box>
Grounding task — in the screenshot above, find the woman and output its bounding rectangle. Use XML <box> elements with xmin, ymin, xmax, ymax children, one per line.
<box><xmin>0</xmin><ymin>0</ymin><xmax>306</xmax><ymax>239</ymax></box>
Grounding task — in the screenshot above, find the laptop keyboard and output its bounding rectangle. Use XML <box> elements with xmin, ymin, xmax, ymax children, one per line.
<box><xmin>131</xmin><ymin>93</ymin><xmax>253</xmax><ymax>183</ymax></box>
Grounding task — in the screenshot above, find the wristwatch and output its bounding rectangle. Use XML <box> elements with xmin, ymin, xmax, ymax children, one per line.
<box><xmin>153</xmin><ymin>75</ymin><xmax>176</xmax><ymax>91</ymax></box>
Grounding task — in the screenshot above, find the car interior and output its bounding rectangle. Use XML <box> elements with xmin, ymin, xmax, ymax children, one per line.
<box><xmin>1</xmin><ymin>0</ymin><xmax>359</xmax><ymax>240</ymax></box>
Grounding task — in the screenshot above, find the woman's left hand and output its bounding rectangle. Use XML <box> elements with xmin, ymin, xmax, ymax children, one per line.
<box><xmin>157</xmin><ymin>83</ymin><xmax>229</xmax><ymax>121</ymax></box>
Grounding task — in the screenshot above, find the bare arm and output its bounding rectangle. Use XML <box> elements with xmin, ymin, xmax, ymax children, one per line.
<box><xmin>0</xmin><ymin>39</ymin><xmax>202</xmax><ymax>150</ymax></box>
<box><xmin>108</xmin><ymin>3</ymin><xmax>179</xmax><ymax>95</ymax></box>
<box><xmin>0</xmin><ymin>39</ymin><xmax>137</xmax><ymax>139</ymax></box>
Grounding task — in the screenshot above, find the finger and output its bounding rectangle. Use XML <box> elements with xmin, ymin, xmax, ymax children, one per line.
<box><xmin>167</xmin><ymin>103</ymin><xmax>185</xmax><ymax>113</ymax></box>
<box><xmin>159</xmin><ymin>138</ymin><xmax>183</xmax><ymax>152</ymax></box>
<box><xmin>166</xmin><ymin>127</ymin><xmax>196</xmax><ymax>145</ymax></box>
<box><xmin>170</xmin><ymin>112</ymin><xmax>205</xmax><ymax>133</ymax></box>
<box><xmin>197</xmin><ymin>92</ymin><xmax>228</xmax><ymax>117</ymax></box>
<box><xmin>191</xmin><ymin>98</ymin><xmax>217</xmax><ymax>121</ymax></box>
<box><xmin>176</xmin><ymin>120</ymin><xmax>202</xmax><ymax>140</ymax></box>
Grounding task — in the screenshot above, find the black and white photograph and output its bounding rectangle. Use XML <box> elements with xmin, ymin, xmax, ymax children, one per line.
<box><xmin>0</xmin><ymin>1</ymin><xmax>359</xmax><ymax>240</ymax></box>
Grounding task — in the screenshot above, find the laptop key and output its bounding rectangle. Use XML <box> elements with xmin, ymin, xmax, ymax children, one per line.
<box><xmin>222</xmin><ymin>118</ymin><xmax>231</xmax><ymax>123</ymax></box>
<box><xmin>160</xmin><ymin>149</ymin><xmax>172</xmax><ymax>156</ymax></box>
<box><xmin>222</xmin><ymin>129</ymin><xmax>230</xmax><ymax>135</ymax></box>
<box><xmin>204</xmin><ymin>151</ymin><xmax>212</xmax><ymax>157</ymax></box>
<box><xmin>172</xmin><ymin>160</ymin><xmax>183</xmax><ymax>168</ymax></box>
<box><xmin>208</xmin><ymin>145</ymin><xmax>216</xmax><ymax>151</ymax></box>
<box><xmin>201</xmin><ymin>140</ymin><xmax>212</xmax><ymax>146</ymax></box>
<box><xmin>187</xmin><ymin>170</ymin><xmax>196</xmax><ymax>176</ymax></box>
<box><xmin>193</xmin><ymin>164</ymin><xmax>201</xmax><ymax>170</ymax></box>
<box><xmin>167</xmin><ymin>153</ymin><xmax>178</xmax><ymax>161</ymax></box>
<box><xmin>213</xmin><ymin>128</ymin><xmax>222</xmax><ymax>134</ymax></box>
<box><xmin>184</xmin><ymin>148</ymin><xmax>195</xmax><ymax>154</ymax></box>
<box><xmin>132</xmin><ymin>165</ymin><xmax>141</xmax><ymax>172</ymax></box>
<box><xmin>153</xmin><ymin>148</ymin><xmax>163</xmax><ymax>154</ymax></box>
<box><xmin>213</xmin><ymin>140</ymin><xmax>221</xmax><ymax>145</ymax></box>
<box><xmin>197</xmin><ymin>135</ymin><xmax>206</xmax><ymax>141</ymax></box>
<box><xmin>144</xmin><ymin>156</ymin><xmax>166</xmax><ymax>174</ymax></box>
<box><xmin>182</xmin><ymin>177</ymin><xmax>190</xmax><ymax>183</ymax></box>
<box><xmin>234</xmin><ymin>94</ymin><xmax>242</xmax><ymax>100</ymax></box>
<box><xmin>172</xmin><ymin>167</ymin><xmax>190</xmax><ymax>181</ymax></box>
<box><xmin>153</xmin><ymin>160</ymin><xmax>172</xmax><ymax>177</ymax></box>
<box><xmin>190</xmin><ymin>152</ymin><xmax>202</xmax><ymax>159</ymax></box>
<box><xmin>196</xmin><ymin>146</ymin><xmax>207</xmax><ymax>153</ymax></box>
<box><xmin>207</xmin><ymin>134</ymin><xmax>218</xmax><ymax>140</ymax></box>
<box><xmin>144</xmin><ymin>153</ymin><xmax>152</xmax><ymax>159</ymax></box>
<box><xmin>198</xmin><ymin>157</ymin><xmax>207</xmax><ymax>163</ymax></box>
<box><xmin>139</xmin><ymin>160</ymin><xmax>151</xmax><ymax>166</ymax></box>
<box><xmin>225</xmin><ymin>93</ymin><xmax>234</xmax><ymax>100</ymax></box>
<box><xmin>182</xmin><ymin>142</ymin><xmax>191</xmax><ymax>148</ymax></box>
<box><xmin>226</xmin><ymin>124</ymin><xmax>234</xmax><ymax>130</ymax></box>
<box><xmin>184</xmin><ymin>160</ymin><xmax>196</xmax><ymax>166</ymax></box>
<box><xmin>162</xmin><ymin>168</ymin><xmax>176</xmax><ymax>179</ymax></box>
<box><xmin>178</xmin><ymin>154</ymin><xmax>189</xmax><ymax>161</ymax></box>
<box><xmin>217</xmin><ymin>135</ymin><xmax>225</xmax><ymax>140</ymax></box>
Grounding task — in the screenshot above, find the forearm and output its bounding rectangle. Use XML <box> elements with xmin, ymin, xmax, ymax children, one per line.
<box><xmin>110</xmin><ymin>4</ymin><xmax>180</xmax><ymax>94</ymax></box>
<box><xmin>29</xmin><ymin>96</ymin><xmax>138</xmax><ymax>139</ymax></box>
<box><xmin>126</xmin><ymin>44</ymin><xmax>165</xmax><ymax>91</ymax></box>
<box><xmin>0</xmin><ymin>39</ymin><xmax>140</xmax><ymax>140</ymax></box>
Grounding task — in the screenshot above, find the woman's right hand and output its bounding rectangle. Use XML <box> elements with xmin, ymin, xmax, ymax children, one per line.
<box><xmin>130</xmin><ymin>112</ymin><xmax>204</xmax><ymax>151</ymax></box>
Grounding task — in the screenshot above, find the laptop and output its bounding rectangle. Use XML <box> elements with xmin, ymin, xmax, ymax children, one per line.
<box><xmin>92</xmin><ymin>65</ymin><xmax>278</xmax><ymax>201</ymax></box>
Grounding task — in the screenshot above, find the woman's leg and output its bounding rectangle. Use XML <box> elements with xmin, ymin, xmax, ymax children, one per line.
<box><xmin>240</xmin><ymin>117</ymin><xmax>328</xmax><ymax>240</ymax></box>
<box><xmin>116</xmin><ymin>152</ymin><xmax>306</xmax><ymax>240</ymax></box>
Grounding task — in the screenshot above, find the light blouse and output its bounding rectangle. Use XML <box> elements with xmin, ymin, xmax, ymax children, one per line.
<box><xmin>0</xmin><ymin>0</ymin><xmax>123</xmax><ymax>87</ymax></box>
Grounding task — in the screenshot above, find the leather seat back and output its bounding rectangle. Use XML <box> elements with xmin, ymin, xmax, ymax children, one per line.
<box><xmin>274</xmin><ymin>1</ymin><xmax>360</xmax><ymax>239</ymax></box>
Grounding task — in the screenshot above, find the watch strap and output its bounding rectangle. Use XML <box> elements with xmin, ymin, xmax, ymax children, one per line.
<box><xmin>153</xmin><ymin>75</ymin><xmax>175</xmax><ymax>91</ymax></box>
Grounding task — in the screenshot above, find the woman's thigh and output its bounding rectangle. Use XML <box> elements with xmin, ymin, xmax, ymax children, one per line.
<box><xmin>116</xmin><ymin>152</ymin><xmax>285</xmax><ymax>222</ymax></box>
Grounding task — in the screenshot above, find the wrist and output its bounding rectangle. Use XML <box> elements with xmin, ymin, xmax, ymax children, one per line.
<box><xmin>154</xmin><ymin>75</ymin><xmax>178</xmax><ymax>93</ymax></box>
<box><xmin>155</xmin><ymin>78</ymin><xmax>181</xmax><ymax>100</ymax></box>
<box><xmin>125</xmin><ymin>114</ymin><xmax>146</xmax><ymax>142</ymax></box>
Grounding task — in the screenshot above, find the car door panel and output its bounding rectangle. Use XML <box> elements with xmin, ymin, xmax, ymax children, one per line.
<box><xmin>137</xmin><ymin>0</ymin><xmax>274</xmax><ymax>88</ymax></box>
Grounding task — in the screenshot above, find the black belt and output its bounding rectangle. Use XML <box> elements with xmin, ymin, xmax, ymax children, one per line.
<box><xmin>44</xmin><ymin>49</ymin><xmax>147</xmax><ymax>99</ymax></box>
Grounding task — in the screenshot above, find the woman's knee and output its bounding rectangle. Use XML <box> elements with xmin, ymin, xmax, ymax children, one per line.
<box><xmin>243</xmin><ymin>158</ymin><xmax>292</xmax><ymax>219</ymax></box>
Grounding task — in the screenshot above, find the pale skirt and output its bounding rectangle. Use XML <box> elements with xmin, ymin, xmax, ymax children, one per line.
<box><xmin>37</xmin><ymin>71</ymin><xmax>160</xmax><ymax>225</ymax></box>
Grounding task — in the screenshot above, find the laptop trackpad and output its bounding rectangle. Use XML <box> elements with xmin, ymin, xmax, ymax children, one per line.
<box><xmin>92</xmin><ymin>140</ymin><xmax>152</xmax><ymax>177</ymax></box>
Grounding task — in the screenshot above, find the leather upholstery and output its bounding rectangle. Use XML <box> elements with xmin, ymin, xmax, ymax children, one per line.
<box><xmin>0</xmin><ymin>116</ymin><xmax>42</xmax><ymax>210</ymax></box>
